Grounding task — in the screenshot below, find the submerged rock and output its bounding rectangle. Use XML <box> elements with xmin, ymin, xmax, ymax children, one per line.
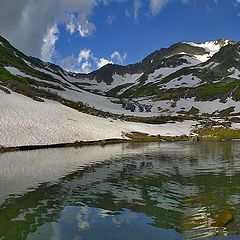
<box><xmin>211</xmin><ymin>213</ymin><xmax>233</xmax><ymax>228</ymax></box>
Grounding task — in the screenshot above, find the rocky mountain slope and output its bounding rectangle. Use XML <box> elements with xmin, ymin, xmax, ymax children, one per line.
<box><xmin>0</xmin><ymin>35</ymin><xmax>240</xmax><ymax>117</ymax></box>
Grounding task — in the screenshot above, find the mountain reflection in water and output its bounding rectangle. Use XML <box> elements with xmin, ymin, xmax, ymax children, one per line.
<box><xmin>0</xmin><ymin>142</ymin><xmax>240</xmax><ymax>240</ymax></box>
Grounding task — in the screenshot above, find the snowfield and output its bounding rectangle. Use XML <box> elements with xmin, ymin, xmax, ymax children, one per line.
<box><xmin>145</xmin><ymin>56</ymin><xmax>201</xmax><ymax>85</ymax></box>
<box><xmin>4</xmin><ymin>66</ymin><xmax>62</xmax><ymax>87</ymax></box>
<box><xmin>159</xmin><ymin>74</ymin><xmax>202</xmax><ymax>89</ymax></box>
<box><xmin>4</xmin><ymin>65</ymin><xmax>153</xmax><ymax>116</ymax></box>
<box><xmin>0</xmin><ymin>90</ymin><xmax>198</xmax><ymax>148</ymax></box>
<box><xmin>137</xmin><ymin>97</ymin><xmax>240</xmax><ymax>115</ymax></box>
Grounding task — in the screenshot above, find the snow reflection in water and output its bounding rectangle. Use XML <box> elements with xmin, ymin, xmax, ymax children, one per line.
<box><xmin>0</xmin><ymin>142</ymin><xmax>240</xmax><ymax>239</ymax></box>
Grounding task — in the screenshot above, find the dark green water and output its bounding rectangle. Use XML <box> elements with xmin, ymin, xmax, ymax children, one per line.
<box><xmin>1</xmin><ymin>142</ymin><xmax>240</xmax><ymax>240</ymax></box>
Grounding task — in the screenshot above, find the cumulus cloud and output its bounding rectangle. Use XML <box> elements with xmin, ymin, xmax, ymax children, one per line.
<box><xmin>96</xmin><ymin>50</ymin><xmax>127</xmax><ymax>68</ymax></box>
<box><xmin>60</xmin><ymin>49</ymin><xmax>126</xmax><ymax>73</ymax></box>
<box><xmin>0</xmin><ymin>0</ymin><xmax>101</xmax><ymax>60</ymax></box>
<box><xmin>77</xmin><ymin>49</ymin><xmax>92</xmax><ymax>73</ymax></box>
<box><xmin>61</xmin><ymin>55</ymin><xmax>77</xmax><ymax>72</ymax></box>
<box><xmin>66</xmin><ymin>14</ymin><xmax>96</xmax><ymax>37</ymax></box>
<box><xmin>0</xmin><ymin>0</ymin><xmax>201</xmax><ymax>63</ymax></box>
<box><xmin>78</xmin><ymin>49</ymin><xmax>91</xmax><ymax>63</ymax></box>
<box><xmin>61</xmin><ymin>50</ymin><xmax>92</xmax><ymax>74</ymax></box>
<box><xmin>97</xmin><ymin>58</ymin><xmax>113</xmax><ymax>69</ymax></box>
<box><xmin>81</xmin><ymin>61</ymin><xmax>92</xmax><ymax>73</ymax></box>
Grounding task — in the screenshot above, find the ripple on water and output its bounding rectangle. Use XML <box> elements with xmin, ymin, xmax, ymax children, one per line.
<box><xmin>0</xmin><ymin>142</ymin><xmax>240</xmax><ymax>239</ymax></box>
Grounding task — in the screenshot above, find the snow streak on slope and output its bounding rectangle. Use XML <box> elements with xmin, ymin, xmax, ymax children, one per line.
<box><xmin>145</xmin><ymin>56</ymin><xmax>201</xmax><ymax>84</ymax></box>
<box><xmin>159</xmin><ymin>74</ymin><xmax>202</xmax><ymax>89</ymax></box>
<box><xmin>180</xmin><ymin>55</ymin><xmax>202</xmax><ymax>65</ymax></box>
<box><xmin>0</xmin><ymin>90</ymin><xmax>197</xmax><ymax>147</ymax></box>
<box><xmin>4</xmin><ymin>66</ymin><xmax>62</xmax><ymax>87</ymax></box>
<box><xmin>197</xmin><ymin>62</ymin><xmax>220</xmax><ymax>69</ymax></box>
<box><xmin>146</xmin><ymin>66</ymin><xmax>184</xmax><ymax>84</ymax></box>
<box><xmin>68</xmin><ymin>73</ymin><xmax>143</xmax><ymax>94</ymax></box>
<box><xmin>32</xmin><ymin>65</ymin><xmax>72</xmax><ymax>86</ymax></box>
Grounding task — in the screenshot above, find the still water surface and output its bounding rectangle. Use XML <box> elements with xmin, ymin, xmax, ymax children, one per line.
<box><xmin>0</xmin><ymin>142</ymin><xmax>240</xmax><ymax>240</ymax></box>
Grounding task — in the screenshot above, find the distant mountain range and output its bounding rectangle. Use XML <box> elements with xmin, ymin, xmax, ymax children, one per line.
<box><xmin>0</xmin><ymin>35</ymin><xmax>240</xmax><ymax>117</ymax></box>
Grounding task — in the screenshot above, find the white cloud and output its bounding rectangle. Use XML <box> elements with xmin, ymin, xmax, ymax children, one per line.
<box><xmin>0</xmin><ymin>0</ymin><xmax>102</xmax><ymax>60</ymax></box>
<box><xmin>149</xmin><ymin>0</ymin><xmax>197</xmax><ymax>15</ymax></box>
<box><xmin>41</xmin><ymin>24</ymin><xmax>59</xmax><ymax>62</ymax></box>
<box><xmin>133</xmin><ymin>0</ymin><xmax>142</xmax><ymax>19</ymax></box>
<box><xmin>78</xmin><ymin>49</ymin><xmax>91</xmax><ymax>63</ymax></box>
<box><xmin>66</xmin><ymin>14</ymin><xmax>96</xmax><ymax>37</ymax></box>
<box><xmin>97</xmin><ymin>58</ymin><xmax>113</xmax><ymax>68</ymax></box>
<box><xmin>66</xmin><ymin>15</ymin><xmax>76</xmax><ymax>34</ymax></box>
<box><xmin>0</xmin><ymin>0</ymin><xmax>200</xmax><ymax>63</ymax></box>
<box><xmin>60</xmin><ymin>53</ymin><xmax>91</xmax><ymax>73</ymax></box>
<box><xmin>150</xmin><ymin>0</ymin><xmax>170</xmax><ymax>16</ymax></box>
<box><xmin>124</xmin><ymin>0</ymin><xmax>142</xmax><ymax>20</ymax></box>
<box><xmin>0</xmin><ymin>0</ymin><xmax>225</xmax><ymax>64</ymax></box>
<box><xmin>78</xmin><ymin>21</ymin><xmax>96</xmax><ymax>37</ymax></box>
<box><xmin>106</xmin><ymin>15</ymin><xmax>116</xmax><ymax>26</ymax></box>
<box><xmin>111</xmin><ymin>51</ymin><xmax>127</xmax><ymax>64</ymax></box>
<box><xmin>125</xmin><ymin>9</ymin><xmax>131</xmax><ymax>17</ymax></box>
<box><xmin>81</xmin><ymin>61</ymin><xmax>92</xmax><ymax>73</ymax></box>
<box><xmin>77</xmin><ymin>49</ymin><xmax>93</xmax><ymax>73</ymax></box>
<box><xmin>61</xmin><ymin>55</ymin><xmax>78</xmax><ymax>72</ymax></box>
<box><xmin>60</xmin><ymin>49</ymin><xmax>127</xmax><ymax>73</ymax></box>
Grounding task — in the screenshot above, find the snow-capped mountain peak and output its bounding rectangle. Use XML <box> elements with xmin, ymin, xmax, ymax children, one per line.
<box><xmin>183</xmin><ymin>39</ymin><xmax>233</xmax><ymax>62</ymax></box>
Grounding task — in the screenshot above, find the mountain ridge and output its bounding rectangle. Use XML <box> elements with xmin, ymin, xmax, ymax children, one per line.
<box><xmin>1</xmin><ymin>34</ymin><xmax>240</xmax><ymax>117</ymax></box>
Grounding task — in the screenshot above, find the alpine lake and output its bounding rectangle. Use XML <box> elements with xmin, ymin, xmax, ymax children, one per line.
<box><xmin>1</xmin><ymin>141</ymin><xmax>240</xmax><ymax>240</ymax></box>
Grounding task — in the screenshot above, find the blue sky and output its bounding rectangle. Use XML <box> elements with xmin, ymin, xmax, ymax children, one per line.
<box><xmin>0</xmin><ymin>0</ymin><xmax>239</xmax><ymax>73</ymax></box>
<box><xmin>53</xmin><ymin>0</ymin><xmax>240</xmax><ymax>73</ymax></box>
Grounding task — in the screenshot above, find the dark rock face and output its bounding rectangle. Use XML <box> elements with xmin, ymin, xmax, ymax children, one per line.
<box><xmin>122</xmin><ymin>98</ymin><xmax>152</xmax><ymax>113</ymax></box>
